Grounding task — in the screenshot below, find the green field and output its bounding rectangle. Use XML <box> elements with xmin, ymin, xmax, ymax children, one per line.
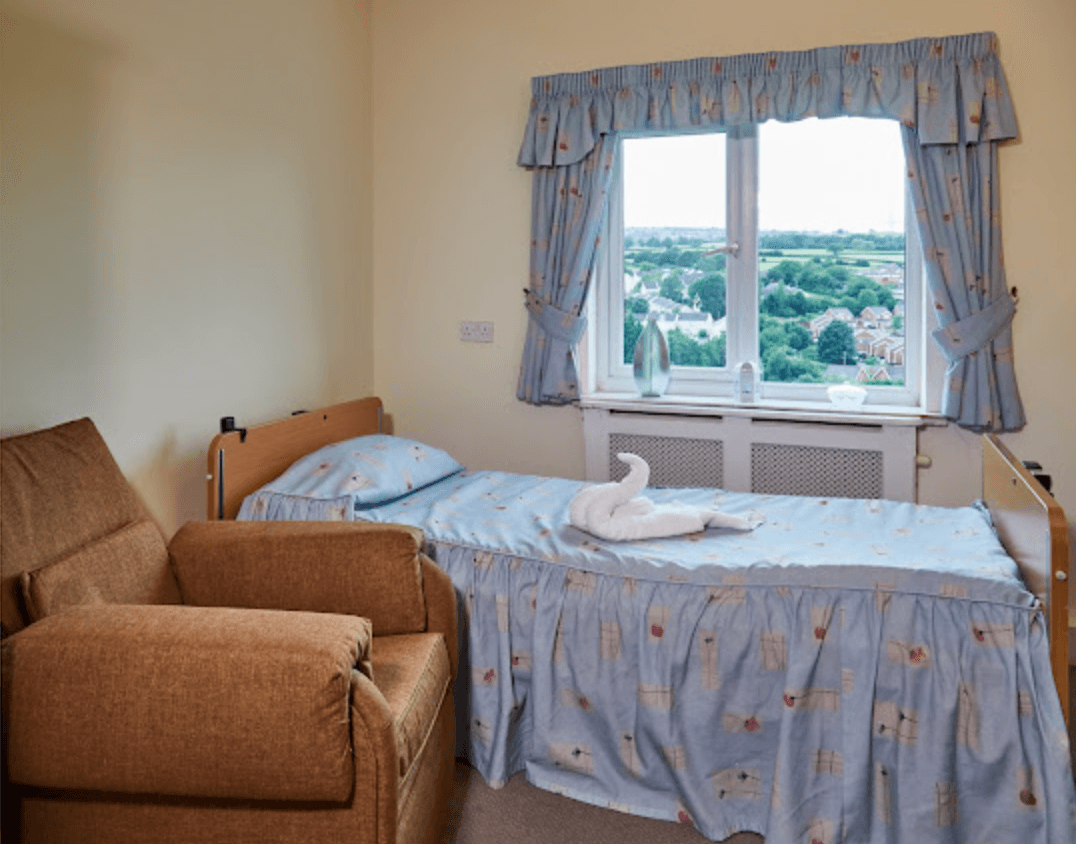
<box><xmin>625</xmin><ymin>244</ymin><xmax>904</xmax><ymax>276</ymax></box>
<box><xmin>757</xmin><ymin>248</ymin><xmax>904</xmax><ymax>273</ymax></box>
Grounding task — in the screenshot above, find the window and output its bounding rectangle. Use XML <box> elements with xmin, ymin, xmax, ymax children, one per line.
<box><xmin>590</xmin><ymin>117</ymin><xmax>928</xmax><ymax>410</ymax></box>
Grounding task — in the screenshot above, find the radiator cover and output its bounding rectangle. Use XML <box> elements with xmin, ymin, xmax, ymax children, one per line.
<box><xmin>586</xmin><ymin>408</ymin><xmax>918</xmax><ymax>501</ymax></box>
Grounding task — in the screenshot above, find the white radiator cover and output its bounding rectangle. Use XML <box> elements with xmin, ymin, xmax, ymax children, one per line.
<box><xmin>582</xmin><ymin>407</ymin><xmax>919</xmax><ymax>501</ymax></box>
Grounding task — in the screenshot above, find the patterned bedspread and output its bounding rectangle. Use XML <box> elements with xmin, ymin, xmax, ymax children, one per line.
<box><xmin>242</xmin><ymin>471</ymin><xmax>1075</xmax><ymax>843</ymax></box>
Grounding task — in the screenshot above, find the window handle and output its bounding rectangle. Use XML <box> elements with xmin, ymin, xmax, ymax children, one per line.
<box><xmin>701</xmin><ymin>243</ymin><xmax>740</xmax><ymax>258</ymax></box>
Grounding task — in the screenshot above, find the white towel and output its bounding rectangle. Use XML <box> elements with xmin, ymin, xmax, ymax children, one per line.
<box><xmin>569</xmin><ymin>453</ymin><xmax>757</xmax><ymax>541</ymax></box>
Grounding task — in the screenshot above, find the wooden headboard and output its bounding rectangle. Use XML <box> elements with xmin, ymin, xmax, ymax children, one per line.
<box><xmin>206</xmin><ymin>397</ymin><xmax>384</xmax><ymax>520</ymax></box>
<box><xmin>982</xmin><ymin>433</ymin><xmax>1070</xmax><ymax>725</ymax></box>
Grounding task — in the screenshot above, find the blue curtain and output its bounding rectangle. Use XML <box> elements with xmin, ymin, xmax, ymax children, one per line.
<box><xmin>516</xmin><ymin>134</ymin><xmax>617</xmax><ymax>405</ymax></box>
<box><xmin>903</xmin><ymin>132</ymin><xmax>1023</xmax><ymax>431</ymax></box>
<box><xmin>516</xmin><ymin>32</ymin><xmax>1025</xmax><ymax>429</ymax></box>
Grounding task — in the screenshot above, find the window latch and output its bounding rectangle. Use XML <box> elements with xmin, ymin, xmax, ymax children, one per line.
<box><xmin>701</xmin><ymin>242</ymin><xmax>740</xmax><ymax>258</ymax></box>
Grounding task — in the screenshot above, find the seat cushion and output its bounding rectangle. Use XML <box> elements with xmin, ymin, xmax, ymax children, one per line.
<box><xmin>371</xmin><ymin>632</ymin><xmax>451</xmax><ymax>788</ymax></box>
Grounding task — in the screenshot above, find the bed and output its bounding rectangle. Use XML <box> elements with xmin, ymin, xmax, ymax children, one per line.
<box><xmin>207</xmin><ymin>397</ymin><xmax>1074</xmax><ymax>843</ymax></box>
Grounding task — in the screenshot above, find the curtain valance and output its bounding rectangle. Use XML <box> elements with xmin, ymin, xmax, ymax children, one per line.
<box><xmin>518</xmin><ymin>32</ymin><xmax>1016</xmax><ymax>168</ymax></box>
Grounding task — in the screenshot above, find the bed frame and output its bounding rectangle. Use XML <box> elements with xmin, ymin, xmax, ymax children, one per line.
<box><xmin>982</xmin><ymin>434</ymin><xmax>1070</xmax><ymax>726</ymax></box>
<box><xmin>205</xmin><ymin>398</ymin><xmax>1070</xmax><ymax>726</ymax></box>
<box><xmin>206</xmin><ymin>397</ymin><xmax>384</xmax><ymax>521</ymax></box>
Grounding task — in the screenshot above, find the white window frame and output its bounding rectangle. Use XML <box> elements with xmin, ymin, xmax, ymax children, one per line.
<box><xmin>585</xmin><ymin>121</ymin><xmax>932</xmax><ymax>414</ymax></box>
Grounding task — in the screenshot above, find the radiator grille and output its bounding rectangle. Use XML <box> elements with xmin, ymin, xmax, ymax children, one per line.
<box><xmin>751</xmin><ymin>442</ymin><xmax>883</xmax><ymax>499</ymax></box>
<box><xmin>609</xmin><ymin>433</ymin><xmax>724</xmax><ymax>488</ymax></box>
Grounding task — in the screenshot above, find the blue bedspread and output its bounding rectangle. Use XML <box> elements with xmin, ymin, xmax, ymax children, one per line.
<box><xmin>241</xmin><ymin>471</ymin><xmax>1075</xmax><ymax>843</ymax></box>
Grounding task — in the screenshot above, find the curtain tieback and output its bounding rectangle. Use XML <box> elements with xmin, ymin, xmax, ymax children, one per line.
<box><xmin>524</xmin><ymin>289</ymin><xmax>588</xmax><ymax>345</ymax></box>
<box><xmin>931</xmin><ymin>294</ymin><xmax>1016</xmax><ymax>365</ymax></box>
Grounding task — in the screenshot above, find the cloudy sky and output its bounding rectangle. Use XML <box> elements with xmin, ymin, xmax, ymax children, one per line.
<box><xmin>623</xmin><ymin>116</ymin><xmax>906</xmax><ymax>234</ymax></box>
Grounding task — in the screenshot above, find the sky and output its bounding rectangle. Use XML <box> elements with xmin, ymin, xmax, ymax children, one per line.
<box><xmin>623</xmin><ymin>117</ymin><xmax>906</xmax><ymax>234</ymax></box>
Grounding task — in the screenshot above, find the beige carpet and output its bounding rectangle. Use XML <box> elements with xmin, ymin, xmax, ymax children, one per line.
<box><xmin>441</xmin><ymin>760</ymin><xmax>763</xmax><ymax>844</ymax></box>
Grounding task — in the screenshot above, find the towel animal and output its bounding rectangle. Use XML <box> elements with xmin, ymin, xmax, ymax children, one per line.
<box><xmin>569</xmin><ymin>453</ymin><xmax>756</xmax><ymax>541</ymax></box>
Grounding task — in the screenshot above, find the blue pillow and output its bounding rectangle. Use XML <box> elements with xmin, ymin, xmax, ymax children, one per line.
<box><xmin>259</xmin><ymin>434</ymin><xmax>463</xmax><ymax>509</ymax></box>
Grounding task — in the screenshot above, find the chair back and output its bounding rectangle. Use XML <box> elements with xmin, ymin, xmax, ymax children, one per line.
<box><xmin>1</xmin><ymin>419</ymin><xmax>175</xmax><ymax>636</ymax></box>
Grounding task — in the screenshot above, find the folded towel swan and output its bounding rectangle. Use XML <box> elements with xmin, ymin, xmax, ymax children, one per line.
<box><xmin>569</xmin><ymin>453</ymin><xmax>757</xmax><ymax>541</ymax></box>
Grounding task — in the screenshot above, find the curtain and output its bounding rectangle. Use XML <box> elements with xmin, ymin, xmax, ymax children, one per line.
<box><xmin>516</xmin><ymin>134</ymin><xmax>617</xmax><ymax>405</ymax></box>
<box><xmin>903</xmin><ymin>131</ymin><xmax>1023</xmax><ymax>431</ymax></box>
<box><xmin>516</xmin><ymin>32</ymin><xmax>1024</xmax><ymax>428</ymax></box>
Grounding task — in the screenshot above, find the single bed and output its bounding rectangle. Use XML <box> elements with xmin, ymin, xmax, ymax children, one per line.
<box><xmin>207</xmin><ymin>397</ymin><xmax>1073</xmax><ymax>843</ymax></box>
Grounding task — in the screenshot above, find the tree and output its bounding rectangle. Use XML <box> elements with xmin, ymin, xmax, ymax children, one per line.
<box><xmin>666</xmin><ymin>328</ymin><xmax>701</xmax><ymax>366</ymax></box>
<box><xmin>659</xmin><ymin>275</ymin><xmax>686</xmax><ymax>303</ymax></box>
<box><xmin>762</xmin><ymin>346</ymin><xmax>825</xmax><ymax>383</ymax></box>
<box><xmin>759</xmin><ymin>324</ymin><xmax>789</xmax><ymax>359</ymax></box>
<box><xmin>688</xmin><ymin>273</ymin><xmax>726</xmax><ymax>320</ymax></box>
<box><xmin>667</xmin><ymin>328</ymin><xmax>725</xmax><ymax>367</ymax></box>
<box><xmin>785</xmin><ymin>322</ymin><xmax>811</xmax><ymax>351</ymax></box>
<box><xmin>627</xmin><ymin>297</ymin><xmax>649</xmax><ymax>315</ymax></box>
<box><xmin>697</xmin><ymin>252</ymin><xmax>726</xmax><ymax>273</ymax></box>
<box><xmin>817</xmin><ymin>320</ymin><xmax>857</xmax><ymax>365</ymax></box>
<box><xmin>765</xmin><ymin>260</ymin><xmax>802</xmax><ymax>287</ymax></box>
<box><xmin>855</xmin><ymin>288</ymin><xmax>880</xmax><ymax>313</ymax></box>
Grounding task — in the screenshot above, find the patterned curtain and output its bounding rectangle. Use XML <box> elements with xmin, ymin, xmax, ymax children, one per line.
<box><xmin>903</xmin><ymin>132</ymin><xmax>1023</xmax><ymax>431</ymax></box>
<box><xmin>516</xmin><ymin>32</ymin><xmax>1025</xmax><ymax>428</ymax></box>
<box><xmin>516</xmin><ymin>134</ymin><xmax>617</xmax><ymax>405</ymax></box>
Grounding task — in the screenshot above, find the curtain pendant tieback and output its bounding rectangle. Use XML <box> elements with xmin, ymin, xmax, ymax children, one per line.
<box><xmin>524</xmin><ymin>289</ymin><xmax>588</xmax><ymax>345</ymax></box>
<box><xmin>931</xmin><ymin>293</ymin><xmax>1016</xmax><ymax>365</ymax></box>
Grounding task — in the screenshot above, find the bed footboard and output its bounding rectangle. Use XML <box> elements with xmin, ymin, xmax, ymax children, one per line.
<box><xmin>982</xmin><ymin>433</ymin><xmax>1070</xmax><ymax>726</ymax></box>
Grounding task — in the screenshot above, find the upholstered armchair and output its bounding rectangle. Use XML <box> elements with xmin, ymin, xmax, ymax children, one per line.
<box><xmin>1</xmin><ymin>418</ymin><xmax>457</xmax><ymax>844</ymax></box>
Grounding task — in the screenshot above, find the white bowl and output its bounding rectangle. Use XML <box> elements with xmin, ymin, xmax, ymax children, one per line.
<box><xmin>827</xmin><ymin>383</ymin><xmax>867</xmax><ymax>408</ymax></box>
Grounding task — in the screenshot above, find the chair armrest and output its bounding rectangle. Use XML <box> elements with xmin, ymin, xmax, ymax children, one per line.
<box><xmin>170</xmin><ymin>521</ymin><xmax>429</xmax><ymax>636</ymax></box>
<box><xmin>420</xmin><ymin>555</ymin><xmax>458</xmax><ymax>682</ymax></box>
<box><xmin>3</xmin><ymin>604</ymin><xmax>378</xmax><ymax>802</ymax></box>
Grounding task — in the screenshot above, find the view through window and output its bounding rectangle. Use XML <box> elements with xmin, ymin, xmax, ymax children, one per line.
<box><xmin>619</xmin><ymin>118</ymin><xmax>908</xmax><ymax>392</ymax></box>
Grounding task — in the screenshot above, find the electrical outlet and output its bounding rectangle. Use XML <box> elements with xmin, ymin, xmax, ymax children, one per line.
<box><xmin>459</xmin><ymin>321</ymin><xmax>494</xmax><ymax>343</ymax></box>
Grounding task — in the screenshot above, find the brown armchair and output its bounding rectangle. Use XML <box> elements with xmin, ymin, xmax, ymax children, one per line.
<box><xmin>1</xmin><ymin>418</ymin><xmax>457</xmax><ymax>844</ymax></box>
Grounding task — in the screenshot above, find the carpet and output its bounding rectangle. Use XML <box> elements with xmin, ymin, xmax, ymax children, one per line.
<box><xmin>441</xmin><ymin>760</ymin><xmax>763</xmax><ymax>844</ymax></box>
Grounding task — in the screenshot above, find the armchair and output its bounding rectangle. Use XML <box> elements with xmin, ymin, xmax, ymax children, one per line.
<box><xmin>1</xmin><ymin>418</ymin><xmax>457</xmax><ymax>844</ymax></box>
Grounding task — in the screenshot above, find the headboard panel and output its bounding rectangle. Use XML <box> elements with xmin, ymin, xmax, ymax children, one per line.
<box><xmin>982</xmin><ymin>433</ymin><xmax>1070</xmax><ymax>725</ymax></box>
<box><xmin>206</xmin><ymin>397</ymin><xmax>383</xmax><ymax>520</ymax></box>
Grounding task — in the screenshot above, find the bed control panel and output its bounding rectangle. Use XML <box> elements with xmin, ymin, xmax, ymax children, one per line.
<box><xmin>1021</xmin><ymin>460</ymin><xmax>1053</xmax><ymax>494</ymax></box>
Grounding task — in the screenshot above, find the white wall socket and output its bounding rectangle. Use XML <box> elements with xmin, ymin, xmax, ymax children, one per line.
<box><xmin>459</xmin><ymin>321</ymin><xmax>494</xmax><ymax>343</ymax></box>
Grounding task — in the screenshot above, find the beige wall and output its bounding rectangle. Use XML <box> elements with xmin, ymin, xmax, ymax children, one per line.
<box><xmin>1</xmin><ymin>0</ymin><xmax>374</xmax><ymax>535</ymax></box>
<box><xmin>371</xmin><ymin>0</ymin><xmax>1076</xmax><ymax>519</ymax></box>
<box><xmin>1</xmin><ymin>0</ymin><xmax>1073</xmax><ymax>552</ymax></box>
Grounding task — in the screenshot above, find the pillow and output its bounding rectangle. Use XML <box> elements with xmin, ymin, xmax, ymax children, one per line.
<box><xmin>20</xmin><ymin>519</ymin><xmax>181</xmax><ymax>622</ymax></box>
<box><xmin>253</xmin><ymin>434</ymin><xmax>463</xmax><ymax>510</ymax></box>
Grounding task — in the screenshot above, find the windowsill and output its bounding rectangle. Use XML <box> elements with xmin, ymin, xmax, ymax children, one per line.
<box><xmin>579</xmin><ymin>391</ymin><xmax>949</xmax><ymax>427</ymax></box>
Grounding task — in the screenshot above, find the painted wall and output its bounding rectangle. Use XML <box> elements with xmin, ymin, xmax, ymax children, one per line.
<box><xmin>371</xmin><ymin>0</ymin><xmax>1076</xmax><ymax>517</ymax></box>
<box><xmin>1</xmin><ymin>0</ymin><xmax>1071</xmax><ymax>569</ymax></box>
<box><xmin>1</xmin><ymin>0</ymin><xmax>374</xmax><ymax>535</ymax></box>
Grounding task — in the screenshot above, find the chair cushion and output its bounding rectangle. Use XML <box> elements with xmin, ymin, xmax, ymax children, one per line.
<box><xmin>4</xmin><ymin>604</ymin><xmax>370</xmax><ymax>802</ymax></box>
<box><xmin>20</xmin><ymin>519</ymin><xmax>180</xmax><ymax>622</ymax></box>
<box><xmin>1</xmin><ymin>418</ymin><xmax>160</xmax><ymax>636</ymax></box>
<box><xmin>371</xmin><ymin>632</ymin><xmax>451</xmax><ymax>788</ymax></box>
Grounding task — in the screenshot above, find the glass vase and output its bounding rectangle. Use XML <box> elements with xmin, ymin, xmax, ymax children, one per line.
<box><xmin>633</xmin><ymin>314</ymin><xmax>671</xmax><ymax>397</ymax></box>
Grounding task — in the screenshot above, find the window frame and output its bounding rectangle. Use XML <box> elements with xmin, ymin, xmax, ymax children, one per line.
<box><xmin>587</xmin><ymin>120</ymin><xmax>929</xmax><ymax>413</ymax></box>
